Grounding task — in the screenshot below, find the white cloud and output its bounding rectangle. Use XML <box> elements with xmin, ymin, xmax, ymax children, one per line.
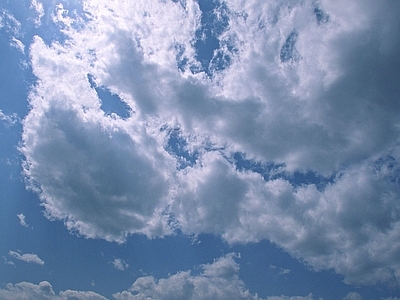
<box><xmin>0</xmin><ymin>261</ymin><xmax>317</xmax><ymax>300</ymax></box>
<box><xmin>10</xmin><ymin>37</ymin><xmax>24</xmax><ymax>53</ymax></box>
<box><xmin>112</xmin><ymin>258</ymin><xmax>129</xmax><ymax>271</ymax></box>
<box><xmin>20</xmin><ymin>0</ymin><xmax>400</xmax><ymax>287</ymax></box>
<box><xmin>17</xmin><ymin>213</ymin><xmax>28</xmax><ymax>227</ymax></box>
<box><xmin>113</xmin><ymin>253</ymin><xmax>315</xmax><ymax>300</ymax></box>
<box><xmin>8</xmin><ymin>250</ymin><xmax>44</xmax><ymax>265</ymax></box>
<box><xmin>0</xmin><ymin>281</ymin><xmax>107</xmax><ymax>300</ymax></box>
<box><xmin>0</xmin><ymin>10</ymin><xmax>22</xmax><ymax>37</ymax></box>
<box><xmin>30</xmin><ymin>0</ymin><xmax>44</xmax><ymax>27</ymax></box>
<box><xmin>0</xmin><ymin>110</ymin><xmax>18</xmax><ymax>126</ymax></box>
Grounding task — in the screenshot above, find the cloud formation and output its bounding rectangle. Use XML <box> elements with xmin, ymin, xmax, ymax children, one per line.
<box><xmin>0</xmin><ymin>255</ymin><xmax>390</xmax><ymax>299</ymax></box>
<box><xmin>8</xmin><ymin>250</ymin><xmax>44</xmax><ymax>265</ymax></box>
<box><xmin>0</xmin><ymin>281</ymin><xmax>106</xmax><ymax>300</ymax></box>
<box><xmin>20</xmin><ymin>0</ymin><xmax>400</xmax><ymax>286</ymax></box>
<box><xmin>113</xmin><ymin>253</ymin><xmax>316</xmax><ymax>300</ymax></box>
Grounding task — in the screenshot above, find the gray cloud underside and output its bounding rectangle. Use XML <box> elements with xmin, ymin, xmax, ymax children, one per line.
<box><xmin>20</xmin><ymin>0</ymin><xmax>400</xmax><ymax>285</ymax></box>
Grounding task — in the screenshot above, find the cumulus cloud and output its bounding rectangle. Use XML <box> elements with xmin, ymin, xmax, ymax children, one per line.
<box><xmin>20</xmin><ymin>0</ymin><xmax>400</xmax><ymax>287</ymax></box>
<box><xmin>0</xmin><ymin>257</ymin><xmax>316</xmax><ymax>300</ymax></box>
<box><xmin>0</xmin><ymin>281</ymin><xmax>107</xmax><ymax>300</ymax></box>
<box><xmin>113</xmin><ymin>253</ymin><xmax>314</xmax><ymax>300</ymax></box>
<box><xmin>8</xmin><ymin>250</ymin><xmax>44</xmax><ymax>265</ymax></box>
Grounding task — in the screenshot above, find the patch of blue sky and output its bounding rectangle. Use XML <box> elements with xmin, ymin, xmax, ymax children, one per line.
<box><xmin>162</xmin><ymin>126</ymin><xmax>199</xmax><ymax>169</ymax></box>
<box><xmin>280</xmin><ymin>30</ymin><xmax>300</xmax><ymax>63</ymax></box>
<box><xmin>87</xmin><ymin>74</ymin><xmax>131</xmax><ymax>119</ymax></box>
<box><xmin>175</xmin><ymin>43</ymin><xmax>189</xmax><ymax>72</ymax></box>
<box><xmin>314</xmin><ymin>7</ymin><xmax>329</xmax><ymax>25</ymax></box>
<box><xmin>14</xmin><ymin>0</ymin><xmax>88</xmax><ymax>47</ymax></box>
<box><xmin>373</xmin><ymin>154</ymin><xmax>400</xmax><ymax>185</ymax></box>
<box><xmin>231</xmin><ymin>152</ymin><xmax>335</xmax><ymax>190</ymax></box>
<box><xmin>191</xmin><ymin>0</ymin><xmax>232</xmax><ymax>76</ymax></box>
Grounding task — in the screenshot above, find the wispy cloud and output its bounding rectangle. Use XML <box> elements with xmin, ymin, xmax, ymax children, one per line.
<box><xmin>8</xmin><ymin>250</ymin><xmax>44</xmax><ymax>265</ymax></box>
<box><xmin>270</xmin><ymin>264</ymin><xmax>291</xmax><ymax>275</ymax></box>
<box><xmin>29</xmin><ymin>0</ymin><xmax>44</xmax><ymax>27</ymax></box>
<box><xmin>17</xmin><ymin>213</ymin><xmax>28</xmax><ymax>227</ymax></box>
<box><xmin>0</xmin><ymin>110</ymin><xmax>18</xmax><ymax>126</ymax></box>
<box><xmin>112</xmin><ymin>258</ymin><xmax>129</xmax><ymax>271</ymax></box>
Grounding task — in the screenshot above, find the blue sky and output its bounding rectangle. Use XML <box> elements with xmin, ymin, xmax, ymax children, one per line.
<box><xmin>1</xmin><ymin>0</ymin><xmax>400</xmax><ymax>299</ymax></box>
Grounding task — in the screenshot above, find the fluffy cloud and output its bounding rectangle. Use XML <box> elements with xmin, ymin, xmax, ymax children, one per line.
<box><xmin>8</xmin><ymin>250</ymin><xmax>44</xmax><ymax>265</ymax></box>
<box><xmin>0</xmin><ymin>281</ymin><xmax>106</xmax><ymax>300</ymax></box>
<box><xmin>20</xmin><ymin>0</ymin><xmax>400</xmax><ymax>286</ymax></box>
<box><xmin>0</xmin><ymin>255</ymin><xmax>317</xmax><ymax>300</ymax></box>
<box><xmin>113</xmin><ymin>253</ymin><xmax>315</xmax><ymax>300</ymax></box>
<box><xmin>22</xmin><ymin>35</ymin><xmax>176</xmax><ymax>242</ymax></box>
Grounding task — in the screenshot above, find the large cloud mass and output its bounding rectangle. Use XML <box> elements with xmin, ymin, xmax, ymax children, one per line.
<box><xmin>21</xmin><ymin>0</ymin><xmax>400</xmax><ymax>285</ymax></box>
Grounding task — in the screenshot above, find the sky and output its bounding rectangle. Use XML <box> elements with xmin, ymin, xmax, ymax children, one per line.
<box><xmin>1</xmin><ymin>0</ymin><xmax>400</xmax><ymax>299</ymax></box>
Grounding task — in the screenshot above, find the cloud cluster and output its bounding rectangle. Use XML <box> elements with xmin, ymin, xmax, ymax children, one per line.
<box><xmin>113</xmin><ymin>253</ymin><xmax>264</xmax><ymax>300</ymax></box>
<box><xmin>0</xmin><ymin>254</ymin><xmax>395</xmax><ymax>299</ymax></box>
<box><xmin>0</xmin><ymin>255</ymin><xmax>319</xmax><ymax>299</ymax></box>
<box><xmin>20</xmin><ymin>0</ymin><xmax>400</xmax><ymax>286</ymax></box>
<box><xmin>0</xmin><ymin>254</ymin><xmax>311</xmax><ymax>300</ymax></box>
<box><xmin>0</xmin><ymin>281</ymin><xmax>106</xmax><ymax>300</ymax></box>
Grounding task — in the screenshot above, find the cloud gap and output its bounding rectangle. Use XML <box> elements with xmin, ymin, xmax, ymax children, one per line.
<box><xmin>231</xmin><ymin>152</ymin><xmax>336</xmax><ymax>191</ymax></box>
<box><xmin>162</xmin><ymin>126</ymin><xmax>199</xmax><ymax>169</ymax></box>
<box><xmin>87</xmin><ymin>74</ymin><xmax>131</xmax><ymax>119</ymax></box>
<box><xmin>192</xmin><ymin>0</ymin><xmax>232</xmax><ymax>76</ymax></box>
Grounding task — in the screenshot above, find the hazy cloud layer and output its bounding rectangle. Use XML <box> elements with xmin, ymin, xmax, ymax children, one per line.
<box><xmin>20</xmin><ymin>0</ymin><xmax>400</xmax><ymax>286</ymax></box>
